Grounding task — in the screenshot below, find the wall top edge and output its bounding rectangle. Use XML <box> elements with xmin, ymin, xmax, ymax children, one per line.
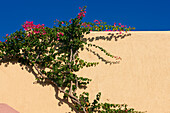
<box><xmin>89</xmin><ymin>31</ymin><xmax>170</xmax><ymax>33</ymax></box>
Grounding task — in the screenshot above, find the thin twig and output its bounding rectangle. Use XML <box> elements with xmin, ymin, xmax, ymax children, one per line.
<box><xmin>69</xmin><ymin>81</ymin><xmax>73</xmax><ymax>94</ymax></box>
<box><xmin>69</xmin><ymin>47</ymin><xmax>73</xmax><ymax>68</ymax></box>
<box><xmin>73</xmin><ymin>50</ymin><xmax>78</xmax><ymax>61</ymax></box>
<box><xmin>73</xmin><ymin>77</ymin><xmax>78</xmax><ymax>94</ymax></box>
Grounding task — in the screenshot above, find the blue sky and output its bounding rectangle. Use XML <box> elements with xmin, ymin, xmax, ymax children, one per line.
<box><xmin>0</xmin><ymin>0</ymin><xmax>170</xmax><ymax>41</ymax></box>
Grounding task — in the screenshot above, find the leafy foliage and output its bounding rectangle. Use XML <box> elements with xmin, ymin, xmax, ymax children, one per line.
<box><xmin>0</xmin><ymin>6</ymin><xmax>142</xmax><ymax>113</ymax></box>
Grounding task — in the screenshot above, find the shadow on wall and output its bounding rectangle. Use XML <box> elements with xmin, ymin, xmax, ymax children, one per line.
<box><xmin>81</xmin><ymin>33</ymin><xmax>131</xmax><ymax>64</ymax></box>
<box><xmin>0</xmin><ymin>32</ymin><xmax>131</xmax><ymax>113</ymax></box>
<box><xmin>82</xmin><ymin>32</ymin><xmax>131</xmax><ymax>42</ymax></box>
<box><xmin>0</xmin><ymin>59</ymin><xmax>79</xmax><ymax>113</ymax></box>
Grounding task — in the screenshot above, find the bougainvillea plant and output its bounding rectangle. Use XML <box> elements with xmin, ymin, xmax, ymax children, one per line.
<box><xmin>0</xmin><ymin>6</ymin><xmax>143</xmax><ymax>113</ymax></box>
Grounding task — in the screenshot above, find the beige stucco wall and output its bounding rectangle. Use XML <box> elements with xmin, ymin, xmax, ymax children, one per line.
<box><xmin>0</xmin><ymin>31</ymin><xmax>170</xmax><ymax>113</ymax></box>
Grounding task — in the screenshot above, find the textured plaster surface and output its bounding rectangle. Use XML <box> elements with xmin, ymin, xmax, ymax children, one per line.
<box><xmin>0</xmin><ymin>31</ymin><xmax>170</xmax><ymax>113</ymax></box>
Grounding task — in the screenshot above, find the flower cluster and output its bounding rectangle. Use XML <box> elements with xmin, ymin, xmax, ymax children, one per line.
<box><xmin>81</xmin><ymin>22</ymin><xmax>91</xmax><ymax>29</ymax></box>
<box><xmin>22</xmin><ymin>21</ymin><xmax>46</xmax><ymax>36</ymax></box>
<box><xmin>56</xmin><ymin>32</ymin><xmax>64</xmax><ymax>40</ymax></box>
<box><xmin>69</xmin><ymin>19</ymin><xmax>72</xmax><ymax>23</ymax></box>
<box><xmin>91</xmin><ymin>20</ymin><xmax>135</xmax><ymax>34</ymax></box>
<box><xmin>77</xmin><ymin>7</ymin><xmax>86</xmax><ymax>19</ymax></box>
<box><xmin>22</xmin><ymin>21</ymin><xmax>35</xmax><ymax>31</ymax></box>
<box><xmin>94</xmin><ymin>19</ymin><xmax>101</xmax><ymax>24</ymax></box>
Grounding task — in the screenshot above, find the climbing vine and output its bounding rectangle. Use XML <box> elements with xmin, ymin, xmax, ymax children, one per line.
<box><xmin>0</xmin><ymin>6</ymin><xmax>143</xmax><ymax>113</ymax></box>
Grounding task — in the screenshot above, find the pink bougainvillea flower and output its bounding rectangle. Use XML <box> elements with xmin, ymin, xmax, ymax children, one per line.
<box><xmin>79</xmin><ymin>7</ymin><xmax>81</xmax><ymax>9</ymax></box>
<box><xmin>42</xmin><ymin>33</ymin><xmax>46</xmax><ymax>35</ymax></box>
<box><xmin>57</xmin><ymin>32</ymin><xmax>64</xmax><ymax>37</ymax></box>
<box><xmin>69</xmin><ymin>19</ymin><xmax>72</xmax><ymax>23</ymax></box>
<box><xmin>78</xmin><ymin>16</ymin><xmax>80</xmax><ymax>19</ymax></box>
<box><xmin>82</xmin><ymin>22</ymin><xmax>86</xmax><ymax>26</ymax></box>
<box><xmin>84</xmin><ymin>11</ymin><xmax>86</xmax><ymax>13</ymax></box>
<box><xmin>34</xmin><ymin>31</ymin><xmax>40</xmax><ymax>34</ymax></box>
<box><xmin>94</xmin><ymin>19</ymin><xmax>100</xmax><ymax>24</ymax></box>
<box><xmin>121</xmin><ymin>25</ymin><xmax>124</xmax><ymax>27</ymax></box>
<box><xmin>6</xmin><ymin>34</ymin><xmax>8</xmax><ymax>37</ymax></box>
<box><xmin>0</xmin><ymin>41</ymin><xmax>1</xmax><ymax>43</ymax></box>
<box><xmin>77</xmin><ymin>12</ymin><xmax>85</xmax><ymax>19</ymax></box>
<box><xmin>119</xmin><ymin>31</ymin><xmax>122</xmax><ymax>34</ymax></box>
<box><xmin>22</xmin><ymin>21</ymin><xmax>35</xmax><ymax>31</ymax></box>
<box><xmin>42</xmin><ymin>24</ymin><xmax>45</xmax><ymax>26</ymax></box>
<box><xmin>59</xmin><ymin>32</ymin><xmax>64</xmax><ymax>36</ymax></box>
<box><xmin>96</xmin><ymin>22</ymin><xmax>100</xmax><ymax>24</ymax></box>
<box><xmin>114</xmin><ymin>23</ymin><xmax>116</xmax><ymax>25</ymax></box>
<box><xmin>27</xmin><ymin>33</ymin><xmax>30</xmax><ymax>37</ymax></box>
<box><xmin>57</xmin><ymin>38</ymin><xmax>60</xmax><ymax>40</ymax></box>
<box><xmin>35</xmin><ymin>24</ymin><xmax>40</xmax><ymax>29</ymax></box>
<box><xmin>5</xmin><ymin>40</ymin><xmax>7</xmax><ymax>42</ymax></box>
<box><xmin>61</xmin><ymin>22</ymin><xmax>64</xmax><ymax>24</ymax></box>
<box><xmin>94</xmin><ymin>19</ymin><xmax>98</xmax><ymax>22</ymax></box>
<box><xmin>119</xmin><ymin>23</ymin><xmax>121</xmax><ymax>25</ymax></box>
